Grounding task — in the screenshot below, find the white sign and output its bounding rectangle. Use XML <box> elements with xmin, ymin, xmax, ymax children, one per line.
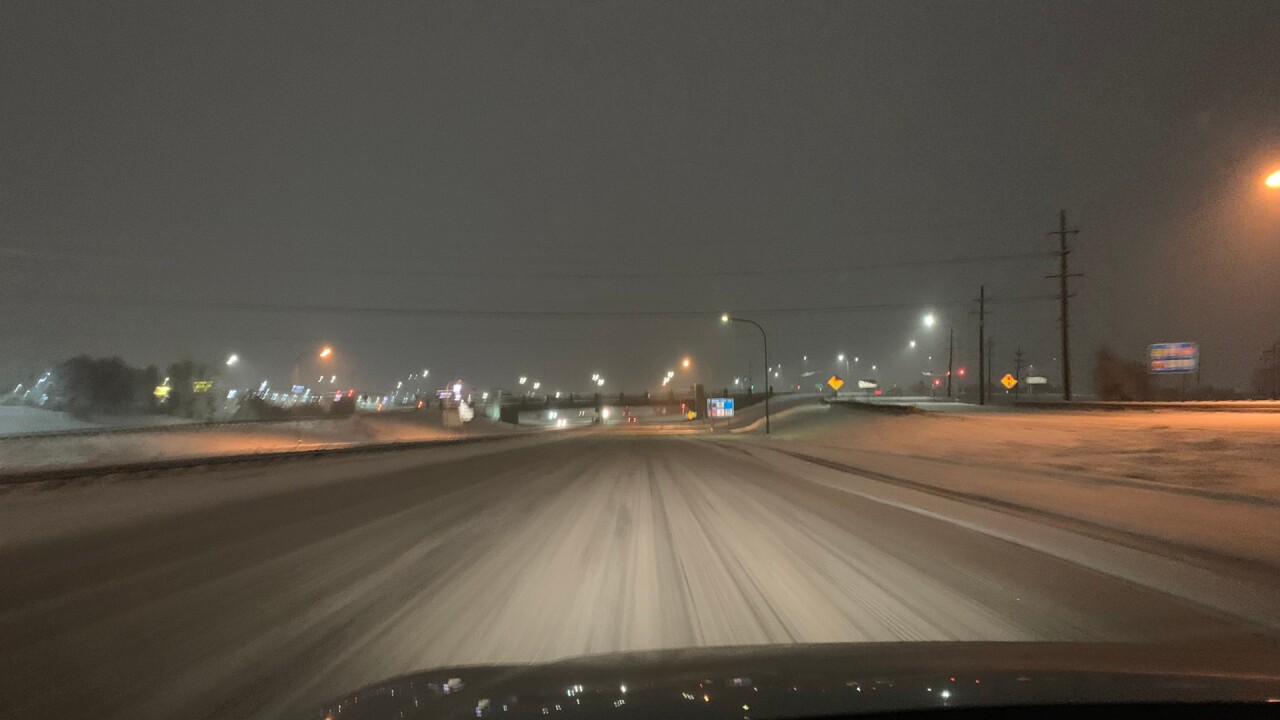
<box><xmin>857</xmin><ymin>380</ymin><xmax>878</xmax><ymax>389</ymax></box>
<box><xmin>707</xmin><ymin>398</ymin><xmax>735</xmax><ymax>418</ymax></box>
<box><xmin>1025</xmin><ymin>376</ymin><xmax>1048</xmax><ymax>385</ymax></box>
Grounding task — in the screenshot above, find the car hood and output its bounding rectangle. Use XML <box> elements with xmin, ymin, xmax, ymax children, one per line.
<box><xmin>306</xmin><ymin>641</ymin><xmax>1280</xmax><ymax>719</ymax></box>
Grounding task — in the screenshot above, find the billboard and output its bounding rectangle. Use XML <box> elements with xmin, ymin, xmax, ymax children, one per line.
<box><xmin>1149</xmin><ymin>342</ymin><xmax>1198</xmax><ymax>374</ymax></box>
<box><xmin>707</xmin><ymin>398</ymin><xmax>735</xmax><ymax>418</ymax></box>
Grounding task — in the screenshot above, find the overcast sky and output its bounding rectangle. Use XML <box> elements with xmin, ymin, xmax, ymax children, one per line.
<box><xmin>3</xmin><ymin>1</ymin><xmax>1279</xmax><ymax>394</ymax></box>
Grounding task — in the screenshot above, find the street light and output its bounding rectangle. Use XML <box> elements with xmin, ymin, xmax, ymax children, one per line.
<box><xmin>722</xmin><ymin>313</ymin><xmax>770</xmax><ymax>434</ymax></box>
<box><xmin>1266</xmin><ymin>169</ymin><xmax>1280</xmax><ymax>188</ymax></box>
<box><xmin>518</xmin><ymin>376</ymin><xmax>527</xmax><ymax>385</ymax></box>
<box><xmin>682</xmin><ymin>357</ymin><xmax>691</xmax><ymax>368</ymax></box>
<box><xmin>837</xmin><ymin>353</ymin><xmax>850</xmax><ymax>378</ymax></box>
<box><xmin>920</xmin><ymin>311</ymin><xmax>955</xmax><ymax>399</ymax></box>
<box><xmin>909</xmin><ymin>340</ymin><xmax>916</xmax><ymax>349</ymax></box>
<box><xmin>226</xmin><ymin>353</ymin><xmax>239</xmax><ymax>366</ymax></box>
<box><xmin>293</xmin><ymin>345</ymin><xmax>333</xmax><ymax>386</ymax></box>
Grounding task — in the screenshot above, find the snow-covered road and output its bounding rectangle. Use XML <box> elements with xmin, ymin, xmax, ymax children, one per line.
<box><xmin>0</xmin><ymin>434</ymin><xmax>1272</xmax><ymax>719</ymax></box>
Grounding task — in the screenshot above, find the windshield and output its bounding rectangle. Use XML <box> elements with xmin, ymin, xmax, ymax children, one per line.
<box><xmin>2</xmin><ymin>2</ymin><xmax>1279</xmax><ymax>719</ymax></box>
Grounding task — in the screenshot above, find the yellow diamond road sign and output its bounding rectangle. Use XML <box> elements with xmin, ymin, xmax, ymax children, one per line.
<box><xmin>1001</xmin><ymin>373</ymin><xmax>1018</xmax><ymax>390</ymax></box>
<box><xmin>827</xmin><ymin>375</ymin><xmax>845</xmax><ymax>391</ymax></box>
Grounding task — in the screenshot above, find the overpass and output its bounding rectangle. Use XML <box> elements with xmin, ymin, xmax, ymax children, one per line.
<box><xmin>482</xmin><ymin>389</ymin><xmax>773</xmax><ymax>425</ymax></box>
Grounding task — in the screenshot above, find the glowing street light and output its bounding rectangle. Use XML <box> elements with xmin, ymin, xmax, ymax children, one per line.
<box><xmin>682</xmin><ymin>357</ymin><xmax>691</xmax><ymax>368</ymax></box>
<box><xmin>909</xmin><ymin>340</ymin><xmax>917</xmax><ymax>349</ymax></box>
<box><xmin>518</xmin><ymin>376</ymin><xmax>528</xmax><ymax>385</ymax></box>
<box><xmin>837</xmin><ymin>353</ymin><xmax>849</xmax><ymax>376</ymax></box>
<box><xmin>532</xmin><ymin>381</ymin><xmax>541</xmax><ymax>390</ymax></box>
<box><xmin>596</xmin><ymin>378</ymin><xmax>605</xmax><ymax>387</ymax></box>
<box><xmin>722</xmin><ymin>312</ymin><xmax>771</xmax><ymax>434</ymax></box>
<box><xmin>226</xmin><ymin>353</ymin><xmax>239</xmax><ymax>366</ymax></box>
<box><xmin>293</xmin><ymin>346</ymin><xmax>333</xmax><ymax>386</ymax></box>
<box><xmin>1266</xmin><ymin>169</ymin><xmax>1280</xmax><ymax>188</ymax></box>
<box><xmin>923</xmin><ymin>313</ymin><xmax>936</xmax><ymax>327</ymax></box>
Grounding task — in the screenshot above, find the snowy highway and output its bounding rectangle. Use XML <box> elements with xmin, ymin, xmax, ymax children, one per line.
<box><xmin>0</xmin><ymin>431</ymin><xmax>1274</xmax><ymax>719</ymax></box>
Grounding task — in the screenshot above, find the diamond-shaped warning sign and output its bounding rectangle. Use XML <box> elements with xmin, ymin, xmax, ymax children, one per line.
<box><xmin>1000</xmin><ymin>373</ymin><xmax>1018</xmax><ymax>390</ymax></box>
<box><xmin>827</xmin><ymin>375</ymin><xmax>845</xmax><ymax>391</ymax></box>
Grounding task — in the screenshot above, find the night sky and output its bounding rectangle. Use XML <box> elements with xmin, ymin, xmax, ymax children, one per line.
<box><xmin>4</xmin><ymin>1</ymin><xmax>1279</xmax><ymax>394</ymax></box>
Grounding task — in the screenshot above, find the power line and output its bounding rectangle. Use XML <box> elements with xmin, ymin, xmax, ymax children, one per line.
<box><xmin>3</xmin><ymin>291</ymin><xmax>1061</xmax><ymax>319</ymax></box>
<box><xmin>1</xmin><ymin>245</ymin><xmax>1052</xmax><ymax>280</ymax></box>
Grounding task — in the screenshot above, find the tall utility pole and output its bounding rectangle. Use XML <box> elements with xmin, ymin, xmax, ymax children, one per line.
<box><xmin>1264</xmin><ymin>342</ymin><xmax>1279</xmax><ymax>400</ymax></box>
<box><xmin>1014</xmin><ymin>347</ymin><xmax>1024</xmax><ymax>400</ymax></box>
<box><xmin>1047</xmin><ymin>210</ymin><xmax>1081</xmax><ymax>401</ymax></box>
<box><xmin>976</xmin><ymin>285</ymin><xmax>987</xmax><ymax>405</ymax></box>
<box><xmin>946</xmin><ymin>327</ymin><xmax>955</xmax><ymax>398</ymax></box>
<box><xmin>986</xmin><ymin>337</ymin><xmax>994</xmax><ymax>404</ymax></box>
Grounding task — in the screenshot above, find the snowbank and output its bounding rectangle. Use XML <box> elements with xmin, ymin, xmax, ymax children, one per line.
<box><xmin>746</xmin><ymin>406</ymin><xmax>1280</xmax><ymax>566</ymax></box>
<box><xmin>0</xmin><ymin>415</ymin><xmax>508</xmax><ymax>473</ymax></box>
<box><xmin>774</xmin><ymin>406</ymin><xmax>1280</xmax><ymax>497</ymax></box>
<box><xmin>0</xmin><ymin>405</ymin><xmax>195</xmax><ymax>436</ymax></box>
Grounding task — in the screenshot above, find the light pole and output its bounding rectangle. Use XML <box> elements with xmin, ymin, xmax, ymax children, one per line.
<box><xmin>292</xmin><ymin>346</ymin><xmax>333</xmax><ymax>387</ymax></box>
<box><xmin>837</xmin><ymin>353</ymin><xmax>850</xmax><ymax>378</ymax></box>
<box><xmin>921</xmin><ymin>311</ymin><xmax>955</xmax><ymax>399</ymax></box>
<box><xmin>722</xmin><ymin>313</ymin><xmax>770</xmax><ymax>434</ymax></box>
